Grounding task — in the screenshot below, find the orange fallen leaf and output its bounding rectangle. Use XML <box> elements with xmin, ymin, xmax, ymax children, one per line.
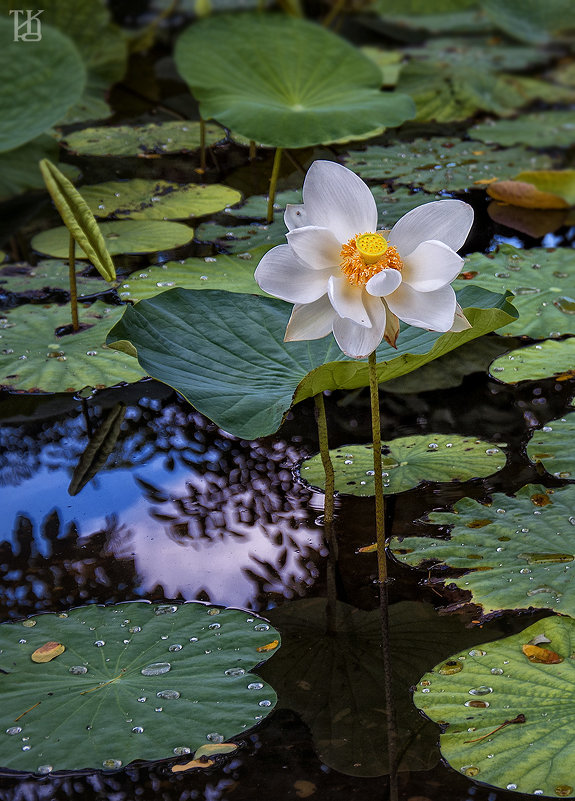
<box><xmin>294</xmin><ymin>780</ymin><xmax>317</xmax><ymax>798</ymax></box>
<box><xmin>256</xmin><ymin>639</ymin><xmax>279</xmax><ymax>652</ymax></box>
<box><xmin>522</xmin><ymin>644</ymin><xmax>563</xmax><ymax>664</ymax></box>
<box><xmin>357</xmin><ymin>543</ymin><xmax>377</xmax><ymax>553</ymax></box>
<box><xmin>171</xmin><ymin>758</ymin><xmax>214</xmax><ymax>772</ymax></box>
<box><xmin>31</xmin><ymin>642</ymin><xmax>65</xmax><ymax>663</ymax></box>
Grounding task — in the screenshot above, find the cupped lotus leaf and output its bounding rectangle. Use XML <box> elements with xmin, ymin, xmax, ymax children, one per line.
<box><xmin>61</xmin><ymin>121</ymin><xmax>225</xmax><ymax>157</ymax></box>
<box><xmin>527</xmin><ymin>414</ymin><xmax>575</xmax><ymax>480</ymax></box>
<box><xmin>80</xmin><ymin>180</ymin><xmax>242</xmax><ymax>221</ymax></box>
<box><xmin>174</xmin><ymin>13</ymin><xmax>415</xmax><ymax>149</ymax></box>
<box><xmin>414</xmin><ymin>615</ymin><xmax>575</xmax><ymax>797</ymax></box>
<box><xmin>32</xmin><ymin>220</ymin><xmax>194</xmax><ymax>258</ymax></box>
<box><xmin>487</xmin><ymin>170</ymin><xmax>575</xmax><ymax>209</ymax></box>
<box><xmin>344</xmin><ymin>139</ymin><xmax>551</xmax><ymax>193</ymax></box>
<box><xmin>482</xmin><ymin>0</ymin><xmax>575</xmax><ymax>43</ymax></box>
<box><xmin>106</xmin><ymin>285</ymin><xmax>516</xmax><ymax>439</ymax></box>
<box><xmin>298</xmin><ymin>436</ymin><xmax>506</xmax><ymax>497</ymax></box>
<box><xmin>470</xmin><ymin>111</ymin><xmax>575</xmax><ymax>148</ymax></box>
<box><xmin>0</xmin><ymin>600</ymin><xmax>278</xmax><ymax>773</ymax></box>
<box><xmin>0</xmin><ymin>302</ymin><xmax>147</xmax><ymax>393</ymax></box>
<box><xmin>0</xmin><ymin>136</ymin><xmax>78</xmax><ymax>202</ymax></box>
<box><xmin>391</xmin><ymin>484</ymin><xmax>575</xmax><ymax>619</ymax></box>
<box><xmin>490</xmin><ymin>338</ymin><xmax>575</xmax><ymax>383</ymax></box>
<box><xmin>455</xmin><ymin>245</ymin><xmax>575</xmax><ymax>338</ymax></box>
<box><xmin>0</xmin><ymin>19</ymin><xmax>86</xmax><ymax>152</ymax></box>
<box><xmin>259</xmin><ymin>599</ymin><xmax>498</xmax><ymax>778</ymax></box>
<box><xmin>0</xmin><ymin>261</ymin><xmax>107</xmax><ymax>300</ymax></box>
<box><xmin>117</xmin><ymin>248</ymin><xmax>269</xmax><ymax>302</ymax></box>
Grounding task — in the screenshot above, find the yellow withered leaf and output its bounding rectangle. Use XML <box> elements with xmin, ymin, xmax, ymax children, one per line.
<box><xmin>31</xmin><ymin>642</ymin><xmax>65</xmax><ymax>663</ymax></box>
<box><xmin>522</xmin><ymin>643</ymin><xmax>563</xmax><ymax>664</ymax></box>
<box><xmin>256</xmin><ymin>639</ymin><xmax>279</xmax><ymax>652</ymax></box>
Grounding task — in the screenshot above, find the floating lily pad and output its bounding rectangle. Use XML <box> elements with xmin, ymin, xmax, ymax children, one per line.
<box><xmin>0</xmin><ymin>600</ymin><xmax>278</xmax><ymax>773</ymax></box>
<box><xmin>224</xmin><ymin>190</ymin><xmax>302</xmax><ymax>220</ymax></box>
<box><xmin>298</xmin><ymin>436</ymin><xmax>506</xmax><ymax>497</ymax></box>
<box><xmin>404</xmin><ymin>36</ymin><xmax>552</xmax><ymax>72</ymax></box>
<box><xmin>470</xmin><ymin>111</ymin><xmax>575</xmax><ymax>148</ymax></box>
<box><xmin>107</xmin><ymin>285</ymin><xmax>516</xmax><ymax>439</ymax></box>
<box><xmin>117</xmin><ymin>248</ymin><xmax>268</xmax><ymax>302</ymax></box>
<box><xmin>482</xmin><ymin>0</ymin><xmax>574</xmax><ymax>43</ymax></box>
<box><xmin>344</xmin><ymin>139</ymin><xmax>551</xmax><ymax>193</ymax></box>
<box><xmin>195</xmin><ymin>219</ymin><xmax>288</xmax><ymax>253</ymax></box>
<box><xmin>391</xmin><ymin>483</ymin><xmax>575</xmax><ymax>618</ymax></box>
<box><xmin>60</xmin><ymin>121</ymin><xmax>225</xmax><ymax>157</ymax></box>
<box><xmin>174</xmin><ymin>13</ymin><xmax>415</xmax><ymax>148</ymax></box>
<box><xmin>32</xmin><ymin>221</ymin><xmax>194</xmax><ymax>258</ymax></box>
<box><xmin>490</xmin><ymin>338</ymin><xmax>575</xmax><ymax>383</ymax></box>
<box><xmin>414</xmin><ymin>615</ymin><xmax>575</xmax><ymax>797</ymax></box>
<box><xmin>367</xmin><ymin>8</ymin><xmax>493</xmax><ymax>37</ymax></box>
<box><xmin>0</xmin><ymin>302</ymin><xmax>147</xmax><ymax>392</ymax></box>
<box><xmin>0</xmin><ymin>18</ymin><xmax>85</xmax><ymax>152</ymax></box>
<box><xmin>527</xmin><ymin>413</ymin><xmax>575</xmax><ymax>479</ymax></box>
<box><xmin>80</xmin><ymin>180</ymin><xmax>242</xmax><ymax>221</ymax></box>
<box><xmin>455</xmin><ymin>244</ymin><xmax>575</xmax><ymax>338</ymax></box>
<box><xmin>260</xmin><ymin>599</ymin><xmax>496</xmax><ymax>777</ymax></box>
<box><xmin>0</xmin><ymin>261</ymin><xmax>106</xmax><ymax>299</ymax></box>
<box><xmin>487</xmin><ymin>170</ymin><xmax>575</xmax><ymax>209</ymax></box>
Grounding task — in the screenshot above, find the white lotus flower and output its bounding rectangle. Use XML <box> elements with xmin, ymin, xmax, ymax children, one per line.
<box><xmin>254</xmin><ymin>160</ymin><xmax>474</xmax><ymax>359</ymax></box>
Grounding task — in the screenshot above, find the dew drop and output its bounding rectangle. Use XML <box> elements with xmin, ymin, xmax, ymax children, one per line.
<box><xmin>173</xmin><ymin>746</ymin><xmax>191</xmax><ymax>755</ymax></box>
<box><xmin>248</xmin><ymin>682</ymin><xmax>264</xmax><ymax>690</ymax></box>
<box><xmin>428</xmin><ymin>443</ymin><xmax>439</xmax><ymax>450</ymax></box>
<box><xmin>22</xmin><ymin>619</ymin><xmax>37</xmax><ymax>628</ymax></box>
<box><xmin>6</xmin><ymin>727</ymin><xmax>22</xmax><ymax>735</ymax></box>
<box><xmin>155</xmin><ymin>605</ymin><xmax>178</xmax><ymax>615</ymax></box>
<box><xmin>137</xmin><ymin>697</ymin><xmax>147</xmax><ymax>703</ymax></box>
<box><xmin>189</xmin><ymin>637</ymin><xmax>199</xmax><ymax>643</ymax></box>
<box><xmin>94</xmin><ymin>640</ymin><xmax>105</xmax><ymax>647</ymax></box>
<box><xmin>206</xmin><ymin>732</ymin><xmax>224</xmax><ymax>743</ymax></box>
<box><xmin>102</xmin><ymin>759</ymin><xmax>122</xmax><ymax>769</ymax></box>
<box><xmin>168</xmin><ymin>644</ymin><xmax>183</xmax><ymax>652</ymax></box>
<box><xmin>69</xmin><ymin>665</ymin><xmax>88</xmax><ymax>675</ymax></box>
<box><xmin>157</xmin><ymin>689</ymin><xmax>180</xmax><ymax>700</ymax></box>
<box><xmin>129</xmin><ymin>626</ymin><xmax>142</xmax><ymax>633</ymax></box>
<box><xmin>225</xmin><ymin>668</ymin><xmax>246</xmax><ymax>677</ymax></box>
<box><xmin>490</xmin><ymin>667</ymin><xmax>504</xmax><ymax>675</ymax></box>
<box><xmin>254</xmin><ymin>623</ymin><xmax>270</xmax><ymax>632</ymax></box>
<box><xmin>462</xmin><ymin>765</ymin><xmax>480</xmax><ymax>777</ymax></box>
<box><xmin>507</xmin><ymin>783</ymin><xmax>517</xmax><ymax>790</ymax></box>
<box><xmin>469</xmin><ymin>686</ymin><xmax>493</xmax><ymax>695</ymax></box>
<box><xmin>468</xmin><ymin>649</ymin><xmax>486</xmax><ymax>657</ymax></box>
<box><xmin>258</xmin><ymin>699</ymin><xmax>272</xmax><ymax>707</ymax></box>
<box><xmin>131</xmin><ymin>726</ymin><xmax>144</xmax><ymax>734</ymax></box>
<box><xmin>208</xmin><ymin>623</ymin><xmax>221</xmax><ymax>630</ymax></box>
<box><xmin>141</xmin><ymin>662</ymin><xmax>171</xmax><ymax>676</ymax></box>
<box><xmin>37</xmin><ymin>765</ymin><xmax>52</xmax><ymax>775</ymax></box>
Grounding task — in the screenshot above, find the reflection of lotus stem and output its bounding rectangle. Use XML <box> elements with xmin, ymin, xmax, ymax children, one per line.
<box><xmin>314</xmin><ymin>392</ymin><xmax>335</xmax><ymax>524</ymax></box>
<box><xmin>69</xmin><ymin>233</ymin><xmax>79</xmax><ymax>332</ymax></box>
<box><xmin>368</xmin><ymin>350</ymin><xmax>398</xmax><ymax>801</ymax></box>
<box><xmin>267</xmin><ymin>148</ymin><xmax>283</xmax><ymax>224</ymax></box>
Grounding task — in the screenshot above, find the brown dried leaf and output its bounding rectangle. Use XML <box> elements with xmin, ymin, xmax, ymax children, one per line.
<box><xmin>31</xmin><ymin>642</ymin><xmax>65</xmax><ymax>663</ymax></box>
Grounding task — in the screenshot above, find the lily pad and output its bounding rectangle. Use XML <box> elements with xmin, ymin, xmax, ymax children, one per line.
<box><xmin>0</xmin><ymin>302</ymin><xmax>147</xmax><ymax>392</ymax></box>
<box><xmin>490</xmin><ymin>338</ymin><xmax>575</xmax><ymax>383</ymax></box>
<box><xmin>195</xmin><ymin>219</ymin><xmax>288</xmax><ymax>253</ymax></box>
<box><xmin>106</xmin><ymin>285</ymin><xmax>516</xmax><ymax>439</ymax></box>
<box><xmin>174</xmin><ymin>13</ymin><xmax>415</xmax><ymax>148</ymax></box>
<box><xmin>60</xmin><ymin>121</ymin><xmax>225</xmax><ymax>158</ymax></box>
<box><xmin>455</xmin><ymin>244</ymin><xmax>575</xmax><ymax>338</ymax></box>
<box><xmin>224</xmin><ymin>190</ymin><xmax>302</xmax><ymax>220</ymax></box>
<box><xmin>0</xmin><ymin>18</ymin><xmax>86</xmax><ymax>152</ymax></box>
<box><xmin>0</xmin><ymin>261</ymin><xmax>106</xmax><ymax>299</ymax></box>
<box><xmin>487</xmin><ymin>170</ymin><xmax>575</xmax><ymax>209</ymax></box>
<box><xmin>117</xmin><ymin>248</ymin><xmax>269</xmax><ymax>302</ymax></box>
<box><xmin>527</xmin><ymin>413</ymin><xmax>575</xmax><ymax>479</ymax></box>
<box><xmin>470</xmin><ymin>111</ymin><xmax>575</xmax><ymax>148</ymax></box>
<box><xmin>482</xmin><ymin>0</ymin><xmax>575</xmax><ymax>43</ymax></box>
<box><xmin>80</xmin><ymin>180</ymin><xmax>242</xmax><ymax>221</ymax></box>
<box><xmin>298</xmin><ymin>436</ymin><xmax>506</xmax><ymax>497</ymax></box>
<box><xmin>32</xmin><ymin>221</ymin><xmax>194</xmax><ymax>258</ymax></box>
<box><xmin>0</xmin><ymin>600</ymin><xmax>278</xmax><ymax>773</ymax></box>
<box><xmin>414</xmin><ymin>615</ymin><xmax>575</xmax><ymax>797</ymax></box>
<box><xmin>344</xmin><ymin>139</ymin><xmax>552</xmax><ymax>193</ymax></box>
<box><xmin>391</xmin><ymin>483</ymin><xmax>575</xmax><ymax>618</ymax></box>
<box><xmin>260</xmin><ymin>599</ymin><xmax>496</xmax><ymax>778</ymax></box>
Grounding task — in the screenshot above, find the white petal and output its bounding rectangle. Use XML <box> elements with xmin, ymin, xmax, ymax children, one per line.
<box><xmin>254</xmin><ymin>244</ymin><xmax>331</xmax><ymax>304</ymax></box>
<box><xmin>333</xmin><ymin>292</ymin><xmax>386</xmax><ymax>359</ymax></box>
<box><xmin>286</xmin><ymin>226</ymin><xmax>341</xmax><ymax>271</ymax></box>
<box><xmin>284</xmin><ymin>204</ymin><xmax>307</xmax><ymax>230</ymax></box>
<box><xmin>388</xmin><ymin>199</ymin><xmax>474</xmax><ymax>256</ymax></box>
<box><xmin>284</xmin><ymin>296</ymin><xmax>336</xmax><ymax>341</ymax></box>
<box><xmin>365</xmin><ymin>268</ymin><xmax>402</xmax><ymax>297</ymax></box>
<box><xmin>302</xmin><ymin>160</ymin><xmax>378</xmax><ymax>243</ymax></box>
<box><xmin>401</xmin><ymin>239</ymin><xmax>463</xmax><ymax>292</ymax></box>
<box><xmin>386</xmin><ymin>283</ymin><xmax>456</xmax><ymax>331</ymax></box>
<box><xmin>328</xmin><ymin>276</ymin><xmax>371</xmax><ymax>328</ymax></box>
<box><xmin>449</xmin><ymin>303</ymin><xmax>472</xmax><ymax>332</ymax></box>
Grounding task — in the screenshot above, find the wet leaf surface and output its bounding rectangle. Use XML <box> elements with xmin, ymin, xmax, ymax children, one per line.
<box><xmin>470</xmin><ymin>110</ymin><xmax>575</xmax><ymax>148</ymax></box>
<box><xmin>0</xmin><ymin>260</ymin><xmax>105</xmax><ymax>299</ymax></box>
<box><xmin>489</xmin><ymin>338</ymin><xmax>575</xmax><ymax>383</ymax></box>
<box><xmin>527</xmin><ymin>408</ymin><xmax>575</xmax><ymax>479</ymax></box>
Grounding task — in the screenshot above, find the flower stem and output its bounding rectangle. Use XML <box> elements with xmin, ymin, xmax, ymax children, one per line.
<box><xmin>68</xmin><ymin>233</ymin><xmax>79</xmax><ymax>333</ymax></box>
<box><xmin>368</xmin><ymin>350</ymin><xmax>398</xmax><ymax>800</ymax></box>
<box><xmin>266</xmin><ymin>147</ymin><xmax>283</xmax><ymax>224</ymax></box>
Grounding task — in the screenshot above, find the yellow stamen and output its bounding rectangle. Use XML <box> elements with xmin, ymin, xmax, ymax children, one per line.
<box><xmin>340</xmin><ymin>232</ymin><xmax>403</xmax><ymax>287</ymax></box>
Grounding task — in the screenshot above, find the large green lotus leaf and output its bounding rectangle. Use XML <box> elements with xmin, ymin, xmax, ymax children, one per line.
<box><xmin>0</xmin><ymin>601</ymin><xmax>278</xmax><ymax>773</ymax></box>
<box><xmin>386</xmin><ymin>335</ymin><xmax>514</xmax><ymax>393</ymax></box>
<box><xmin>0</xmin><ymin>260</ymin><xmax>106</xmax><ymax>299</ymax></box>
<box><xmin>260</xmin><ymin>599</ymin><xmax>495</xmax><ymax>778</ymax></box>
<box><xmin>0</xmin><ymin>302</ymin><xmax>147</xmax><ymax>392</ymax></box>
<box><xmin>106</xmin><ymin>285</ymin><xmax>516</xmax><ymax>439</ymax></box>
<box><xmin>61</xmin><ymin>121</ymin><xmax>225</xmax><ymax>157</ymax></box>
<box><xmin>482</xmin><ymin>0</ymin><xmax>574</xmax><ymax>43</ymax></box>
<box><xmin>527</xmin><ymin>412</ymin><xmax>575</xmax><ymax>479</ymax></box>
<box><xmin>80</xmin><ymin>180</ymin><xmax>242</xmax><ymax>221</ymax></box>
<box><xmin>298</xmin><ymin>436</ymin><xmax>506</xmax><ymax>497</ymax></box>
<box><xmin>391</xmin><ymin>483</ymin><xmax>575</xmax><ymax>618</ymax></box>
<box><xmin>344</xmin><ymin>139</ymin><xmax>552</xmax><ymax>193</ymax></box>
<box><xmin>0</xmin><ymin>19</ymin><xmax>85</xmax><ymax>152</ymax></box>
<box><xmin>174</xmin><ymin>13</ymin><xmax>415</xmax><ymax>149</ymax></box>
<box><xmin>455</xmin><ymin>244</ymin><xmax>575</xmax><ymax>338</ymax></box>
<box><xmin>490</xmin><ymin>338</ymin><xmax>575</xmax><ymax>383</ymax></box>
<box><xmin>414</xmin><ymin>615</ymin><xmax>575</xmax><ymax>797</ymax></box>
<box><xmin>32</xmin><ymin>221</ymin><xmax>194</xmax><ymax>258</ymax></box>
<box><xmin>0</xmin><ymin>136</ymin><xmax>78</xmax><ymax>202</ymax></box>
<box><xmin>117</xmin><ymin>247</ymin><xmax>269</xmax><ymax>302</ymax></box>
<box><xmin>470</xmin><ymin>111</ymin><xmax>575</xmax><ymax>148</ymax></box>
